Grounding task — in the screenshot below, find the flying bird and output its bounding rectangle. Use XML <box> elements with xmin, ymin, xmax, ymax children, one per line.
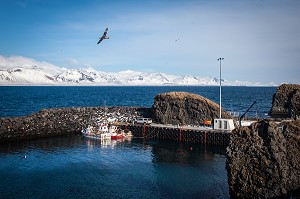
<box><xmin>97</xmin><ymin>28</ymin><xmax>109</xmax><ymax>44</ymax></box>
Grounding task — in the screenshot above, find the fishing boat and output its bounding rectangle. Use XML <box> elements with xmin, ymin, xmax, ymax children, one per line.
<box><xmin>111</xmin><ymin>127</ymin><xmax>134</xmax><ymax>140</ymax></box>
<box><xmin>111</xmin><ymin>132</ymin><xmax>125</xmax><ymax>140</ymax></box>
<box><xmin>110</xmin><ymin>126</ymin><xmax>125</xmax><ymax>140</ymax></box>
<box><xmin>82</xmin><ymin>122</ymin><xmax>131</xmax><ymax>140</ymax></box>
<box><xmin>81</xmin><ymin>124</ymin><xmax>112</xmax><ymax>140</ymax></box>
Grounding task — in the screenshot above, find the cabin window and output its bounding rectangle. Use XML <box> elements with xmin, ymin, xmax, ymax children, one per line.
<box><xmin>224</xmin><ymin>121</ymin><xmax>228</xmax><ymax>129</ymax></box>
<box><xmin>218</xmin><ymin>121</ymin><xmax>222</xmax><ymax>129</ymax></box>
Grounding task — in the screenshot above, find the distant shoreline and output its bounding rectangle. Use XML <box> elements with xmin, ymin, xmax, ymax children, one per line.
<box><xmin>0</xmin><ymin>84</ymin><xmax>278</xmax><ymax>87</ymax></box>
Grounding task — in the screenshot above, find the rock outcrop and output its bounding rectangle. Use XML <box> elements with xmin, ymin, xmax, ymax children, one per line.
<box><xmin>269</xmin><ymin>84</ymin><xmax>300</xmax><ymax>119</ymax></box>
<box><xmin>153</xmin><ymin>92</ymin><xmax>231</xmax><ymax>125</ymax></box>
<box><xmin>0</xmin><ymin>106</ymin><xmax>152</xmax><ymax>142</ymax></box>
<box><xmin>226</xmin><ymin>119</ymin><xmax>300</xmax><ymax>198</ymax></box>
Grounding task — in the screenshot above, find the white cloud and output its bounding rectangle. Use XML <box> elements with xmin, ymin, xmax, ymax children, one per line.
<box><xmin>0</xmin><ymin>55</ymin><xmax>63</xmax><ymax>75</ymax></box>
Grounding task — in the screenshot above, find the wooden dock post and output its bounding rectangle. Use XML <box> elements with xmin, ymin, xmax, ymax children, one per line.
<box><xmin>143</xmin><ymin>124</ymin><xmax>147</xmax><ymax>138</ymax></box>
<box><xmin>180</xmin><ymin>127</ymin><xmax>182</xmax><ymax>142</ymax></box>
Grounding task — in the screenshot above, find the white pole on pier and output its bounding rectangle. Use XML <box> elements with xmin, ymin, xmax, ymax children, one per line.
<box><xmin>217</xmin><ymin>58</ymin><xmax>224</xmax><ymax>119</ymax></box>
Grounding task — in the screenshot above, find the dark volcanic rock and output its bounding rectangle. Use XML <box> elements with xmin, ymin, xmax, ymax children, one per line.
<box><xmin>269</xmin><ymin>84</ymin><xmax>300</xmax><ymax>119</ymax></box>
<box><xmin>226</xmin><ymin>119</ymin><xmax>300</xmax><ymax>198</ymax></box>
<box><xmin>153</xmin><ymin>91</ymin><xmax>231</xmax><ymax>125</ymax></box>
<box><xmin>0</xmin><ymin>106</ymin><xmax>151</xmax><ymax>142</ymax></box>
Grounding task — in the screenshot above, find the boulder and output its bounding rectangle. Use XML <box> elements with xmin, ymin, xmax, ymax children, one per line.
<box><xmin>226</xmin><ymin>119</ymin><xmax>300</xmax><ymax>198</ymax></box>
<box><xmin>152</xmin><ymin>91</ymin><xmax>231</xmax><ymax>125</ymax></box>
<box><xmin>269</xmin><ymin>84</ymin><xmax>300</xmax><ymax>119</ymax></box>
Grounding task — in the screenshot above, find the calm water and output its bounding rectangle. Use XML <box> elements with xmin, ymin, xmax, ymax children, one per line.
<box><xmin>0</xmin><ymin>136</ymin><xmax>228</xmax><ymax>199</ymax></box>
<box><xmin>0</xmin><ymin>86</ymin><xmax>277</xmax><ymax>198</ymax></box>
<box><xmin>0</xmin><ymin>86</ymin><xmax>276</xmax><ymax>118</ymax></box>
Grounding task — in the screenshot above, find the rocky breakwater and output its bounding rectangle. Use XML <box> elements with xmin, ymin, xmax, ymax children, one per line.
<box><xmin>152</xmin><ymin>91</ymin><xmax>231</xmax><ymax>125</ymax></box>
<box><xmin>226</xmin><ymin>119</ymin><xmax>300</xmax><ymax>198</ymax></box>
<box><xmin>269</xmin><ymin>84</ymin><xmax>300</xmax><ymax>119</ymax></box>
<box><xmin>0</xmin><ymin>106</ymin><xmax>152</xmax><ymax>142</ymax></box>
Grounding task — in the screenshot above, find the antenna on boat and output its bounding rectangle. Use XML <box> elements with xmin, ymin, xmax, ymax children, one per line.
<box><xmin>217</xmin><ymin>58</ymin><xmax>224</xmax><ymax>119</ymax></box>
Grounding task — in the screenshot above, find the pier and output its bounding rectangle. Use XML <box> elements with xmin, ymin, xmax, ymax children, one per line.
<box><xmin>0</xmin><ymin>107</ymin><xmax>232</xmax><ymax>146</ymax></box>
<box><xmin>120</xmin><ymin>124</ymin><xmax>232</xmax><ymax>146</ymax></box>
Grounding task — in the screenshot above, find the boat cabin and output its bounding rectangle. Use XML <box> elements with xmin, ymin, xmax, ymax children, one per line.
<box><xmin>98</xmin><ymin>125</ymin><xmax>108</xmax><ymax>132</ymax></box>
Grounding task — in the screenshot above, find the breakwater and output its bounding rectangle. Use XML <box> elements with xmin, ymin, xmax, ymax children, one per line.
<box><xmin>0</xmin><ymin>106</ymin><xmax>231</xmax><ymax>146</ymax></box>
<box><xmin>0</xmin><ymin>106</ymin><xmax>152</xmax><ymax>142</ymax></box>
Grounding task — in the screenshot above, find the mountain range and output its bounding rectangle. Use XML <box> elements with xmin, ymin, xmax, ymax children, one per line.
<box><xmin>0</xmin><ymin>55</ymin><xmax>278</xmax><ymax>86</ymax></box>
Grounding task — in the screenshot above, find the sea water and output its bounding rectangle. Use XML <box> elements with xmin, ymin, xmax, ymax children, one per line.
<box><xmin>0</xmin><ymin>86</ymin><xmax>277</xmax><ymax>198</ymax></box>
<box><xmin>0</xmin><ymin>86</ymin><xmax>276</xmax><ymax>118</ymax></box>
<box><xmin>0</xmin><ymin>136</ymin><xmax>228</xmax><ymax>199</ymax></box>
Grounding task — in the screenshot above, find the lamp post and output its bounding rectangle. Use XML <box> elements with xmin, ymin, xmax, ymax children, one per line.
<box><xmin>217</xmin><ymin>58</ymin><xmax>224</xmax><ymax>119</ymax></box>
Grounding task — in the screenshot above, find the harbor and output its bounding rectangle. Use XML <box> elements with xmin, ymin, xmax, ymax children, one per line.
<box><xmin>1</xmin><ymin>85</ymin><xmax>299</xmax><ymax>199</ymax></box>
<box><xmin>0</xmin><ymin>104</ymin><xmax>234</xmax><ymax>146</ymax></box>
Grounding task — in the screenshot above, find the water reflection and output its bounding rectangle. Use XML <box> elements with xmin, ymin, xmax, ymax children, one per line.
<box><xmin>84</xmin><ymin>137</ymin><xmax>132</xmax><ymax>149</ymax></box>
<box><xmin>0</xmin><ymin>136</ymin><xmax>230</xmax><ymax>199</ymax></box>
<box><xmin>0</xmin><ymin>135</ymin><xmax>135</xmax><ymax>155</ymax></box>
<box><xmin>150</xmin><ymin>140</ymin><xmax>227</xmax><ymax>165</ymax></box>
<box><xmin>0</xmin><ymin>136</ymin><xmax>226</xmax><ymax>168</ymax></box>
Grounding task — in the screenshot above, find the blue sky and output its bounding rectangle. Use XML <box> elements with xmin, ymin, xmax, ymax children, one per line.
<box><xmin>1</xmin><ymin>0</ymin><xmax>300</xmax><ymax>84</ymax></box>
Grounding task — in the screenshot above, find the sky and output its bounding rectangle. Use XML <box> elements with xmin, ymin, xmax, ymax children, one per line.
<box><xmin>1</xmin><ymin>0</ymin><xmax>300</xmax><ymax>84</ymax></box>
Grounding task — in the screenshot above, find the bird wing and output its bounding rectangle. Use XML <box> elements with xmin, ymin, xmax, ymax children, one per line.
<box><xmin>97</xmin><ymin>36</ymin><xmax>104</xmax><ymax>44</ymax></box>
<box><xmin>103</xmin><ymin>28</ymin><xmax>108</xmax><ymax>37</ymax></box>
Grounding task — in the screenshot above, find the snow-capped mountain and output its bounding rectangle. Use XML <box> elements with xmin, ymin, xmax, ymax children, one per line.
<box><xmin>55</xmin><ymin>68</ymin><xmax>121</xmax><ymax>85</ymax></box>
<box><xmin>115</xmin><ymin>70</ymin><xmax>176</xmax><ymax>85</ymax></box>
<box><xmin>0</xmin><ymin>67</ymin><xmax>56</xmax><ymax>85</ymax></box>
<box><xmin>0</xmin><ymin>55</ymin><xmax>278</xmax><ymax>86</ymax></box>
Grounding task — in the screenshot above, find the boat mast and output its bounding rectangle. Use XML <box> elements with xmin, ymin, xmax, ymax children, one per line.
<box><xmin>218</xmin><ymin>58</ymin><xmax>224</xmax><ymax>119</ymax></box>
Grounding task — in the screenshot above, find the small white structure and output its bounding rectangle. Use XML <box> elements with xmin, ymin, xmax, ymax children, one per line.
<box><xmin>240</xmin><ymin>120</ymin><xmax>256</xmax><ymax>127</ymax></box>
<box><xmin>213</xmin><ymin>119</ymin><xmax>235</xmax><ymax>131</ymax></box>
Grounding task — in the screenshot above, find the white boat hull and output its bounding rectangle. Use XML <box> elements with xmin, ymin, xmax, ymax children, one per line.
<box><xmin>83</xmin><ymin>133</ymin><xmax>111</xmax><ymax>140</ymax></box>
